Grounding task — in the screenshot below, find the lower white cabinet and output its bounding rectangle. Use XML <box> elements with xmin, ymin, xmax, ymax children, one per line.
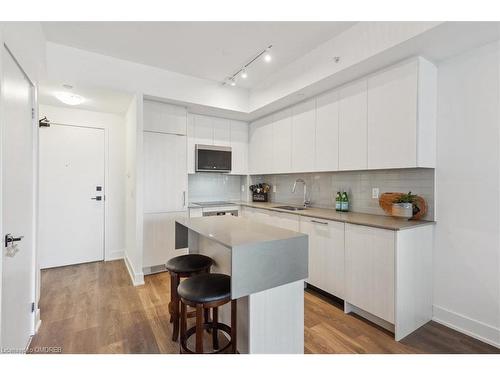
<box><xmin>344</xmin><ymin>224</ymin><xmax>395</xmax><ymax>324</ymax></box>
<box><xmin>300</xmin><ymin>217</ymin><xmax>345</xmax><ymax>299</ymax></box>
<box><xmin>344</xmin><ymin>223</ymin><xmax>434</xmax><ymax>340</ymax></box>
<box><xmin>143</xmin><ymin>211</ymin><xmax>188</xmax><ymax>269</ymax></box>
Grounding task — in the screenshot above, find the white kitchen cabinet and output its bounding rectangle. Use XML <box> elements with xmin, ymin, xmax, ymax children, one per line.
<box><xmin>213</xmin><ymin>117</ymin><xmax>231</xmax><ymax>146</ymax></box>
<box><xmin>339</xmin><ymin>79</ymin><xmax>368</xmax><ymax>170</ymax></box>
<box><xmin>291</xmin><ymin>99</ymin><xmax>316</xmax><ymax>173</ymax></box>
<box><xmin>272</xmin><ymin>108</ymin><xmax>292</xmax><ymax>174</ymax></box>
<box><xmin>367</xmin><ymin>58</ymin><xmax>436</xmax><ymax>169</ymax></box>
<box><xmin>143</xmin><ymin>211</ymin><xmax>188</xmax><ymax>268</ymax></box>
<box><xmin>344</xmin><ymin>223</ymin><xmax>433</xmax><ymax>340</ymax></box>
<box><xmin>345</xmin><ymin>224</ymin><xmax>395</xmax><ymax>324</ymax></box>
<box><xmin>193</xmin><ymin>114</ymin><xmax>214</xmax><ymax>146</ymax></box>
<box><xmin>143</xmin><ymin>131</ymin><xmax>187</xmax><ymax>213</ymax></box>
<box><xmin>187</xmin><ymin>114</ymin><xmax>196</xmax><ymax>174</ymax></box>
<box><xmin>315</xmin><ymin>90</ymin><xmax>339</xmax><ymax>172</ymax></box>
<box><xmin>143</xmin><ymin>100</ymin><xmax>187</xmax><ymax>135</ymax></box>
<box><xmin>248</xmin><ymin>115</ymin><xmax>273</xmax><ymax>175</ymax></box>
<box><xmin>230</xmin><ymin>120</ymin><xmax>248</xmax><ymax>175</ymax></box>
<box><xmin>300</xmin><ymin>217</ymin><xmax>345</xmax><ymax>299</ymax></box>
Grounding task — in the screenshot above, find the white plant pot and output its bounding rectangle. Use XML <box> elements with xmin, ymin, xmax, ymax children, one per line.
<box><xmin>392</xmin><ymin>203</ymin><xmax>413</xmax><ymax>219</ymax></box>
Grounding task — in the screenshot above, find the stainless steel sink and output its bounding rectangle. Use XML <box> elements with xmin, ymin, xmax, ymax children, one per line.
<box><xmin>273</xmin><ymin>205</ymin><xmax>306</xmax><ymax>211</ymax></box>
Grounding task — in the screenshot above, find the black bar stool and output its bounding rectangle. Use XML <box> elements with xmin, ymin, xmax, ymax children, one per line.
<box><xmin>165</xmin><ymin>254</ymin><xmax>214</xmax><ymax>341</ymax></box>
<box><xmin>178</xmin><ymin>273</ymin><xmax>237</xmax><ymax>354</ymax></box>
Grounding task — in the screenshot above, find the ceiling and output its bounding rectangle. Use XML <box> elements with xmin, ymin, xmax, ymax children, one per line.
<box><xmin>39</xmin><ymin>81</ymin><xmax>133</xmax><ymax>114</ymax></box>
<box><xmin>41</xmin><ymin>21</ymin><xmax>356</xmax><ymax>89</ymax></box>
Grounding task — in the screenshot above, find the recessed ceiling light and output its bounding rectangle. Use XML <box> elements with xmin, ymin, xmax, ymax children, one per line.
<box><xmin>55</xmin><ymin>92</ymin><xmax>85</xmax><ymax>106</ymax></box>
<box><xmin>241</xmin><ymin>69</ymin><xmax>248</xmax><ymax>79</ymax></box>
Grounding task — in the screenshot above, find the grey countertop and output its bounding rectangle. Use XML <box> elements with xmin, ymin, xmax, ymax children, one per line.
<box><xmin>176</xmin><ymin>215</ymin><xmax>306</xmax><ymax>248</ymax></box>
<box><xmin>236</xmin><ymin>201</ymin><xmax>435</xmax><ymax>231</ymax></box>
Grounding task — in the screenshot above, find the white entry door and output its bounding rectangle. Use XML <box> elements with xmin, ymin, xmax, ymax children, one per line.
<box><xmin>39</xmin><ymin>124</ymin><xmax>105</xmax><ymax>269</ymax></box>
<box><xmin>1</xmin><ymin>46</ymin><xmax>35</xmax><ymax>351</ymax></box>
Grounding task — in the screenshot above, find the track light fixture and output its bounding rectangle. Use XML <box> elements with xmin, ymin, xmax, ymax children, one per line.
<box><xmin>223</xmin><ymin>44</ymin><xmax>273</xmax><ymax>86</ymax></box>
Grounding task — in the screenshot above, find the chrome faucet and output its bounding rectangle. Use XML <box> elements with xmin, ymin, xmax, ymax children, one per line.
<box><xmin>292</xmin><ymin>178</ymin><xmax>311</xmax><ymax>208</ymax></box>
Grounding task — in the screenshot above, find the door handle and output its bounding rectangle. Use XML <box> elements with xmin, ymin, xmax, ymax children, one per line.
<box><xmin>5</xmin><ymin>233</ymin><xmax>24</xmax><ymax>248</ymax></box>
<box><xmin>311</xmin><ymin>219</ymin><xmax>328</xmax><ymax>225</ymax></box>
<box><xmin>91</xmin><ymin>196</ymin><xmax>102</xmax><ymax>201</ymax></box>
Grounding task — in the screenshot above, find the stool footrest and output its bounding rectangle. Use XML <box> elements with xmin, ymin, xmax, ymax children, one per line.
<box><xmin>180</xmin><ymin>322</ymin><xmax>232</xmax><ymax>354</ymax></box>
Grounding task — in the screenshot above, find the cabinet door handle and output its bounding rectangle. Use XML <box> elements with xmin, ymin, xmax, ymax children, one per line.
<box><xmin>311</xmin><ymin>219</ymin><xmax>328</xmax><ymax>225</ymax></box>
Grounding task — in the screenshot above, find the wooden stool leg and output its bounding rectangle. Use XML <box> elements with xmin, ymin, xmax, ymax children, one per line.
<box><xmin>170</xmin><ymin>273</ymin><xmax>180</xmax><ymax>341</ymax></box>
<box><xmin>212</xmin><ymin>307</ymin><xmax>219</xmax><ymax>350</ymax></box>
<box><xmin>204</xmin><ymin>308</ymin><xmax>210</xmax><ymax>332</ymax></box>
<box><xmin>231</xmin><ymin>300</ymin><xmax>237</xmax><ymax>354</ymax></box>
<box><xmin>180</xmin><ymin>300</ymin><xmax>187</xmax><ymax>354</ymax></box>
<box><xmin>195</xmin><ymin>304</ymin><xmax>204</xmax><ymax>353</ymax></box>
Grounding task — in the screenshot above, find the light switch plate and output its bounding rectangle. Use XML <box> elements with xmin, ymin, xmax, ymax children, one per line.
<box><xmin>372</xmin><ymin>188</ymin><xmax>380</xmax><ymax>199</ymax></box>
<box><xmin>241</xmin><ymin>185</ymin><xmax>245</xmax><ymax>192</ymax></box>
<box><xmin>273</xmin><ymin>185</ymin><xmax>277</xmax><ymax>193</ymax></box>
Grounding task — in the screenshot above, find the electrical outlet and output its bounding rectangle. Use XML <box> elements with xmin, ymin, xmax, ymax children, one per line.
<box><xmin>273</xmin><ymin>185</ymin><xmax>277</xmax><ymax>193</ymax></box>
<box><xmin>372</xmin><ymin>188</ymin><xmax>380</xmax><ymax>199</ymax></box>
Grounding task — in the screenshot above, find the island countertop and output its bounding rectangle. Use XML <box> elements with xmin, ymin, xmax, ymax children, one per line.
<box><xmin>176</xmin><ymin>215</ymin><xmax>306</xmax><ymax>248</ymax></box>
<box><xmin>175</xmin><ymin>215</ymin><xmax>308</xmax><ymax>300</ymax></box>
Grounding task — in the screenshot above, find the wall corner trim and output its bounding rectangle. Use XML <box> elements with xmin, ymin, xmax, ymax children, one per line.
<box><xmin>124</xmin><ymin>255</ymin><xmax>145</xmax><ymax>286</ymax></box>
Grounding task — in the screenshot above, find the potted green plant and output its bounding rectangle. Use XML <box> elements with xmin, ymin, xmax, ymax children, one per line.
<box><xmin>392</xmin><ymin>192</ymin><xmax>418</xmax><ymax>219</ymax></box>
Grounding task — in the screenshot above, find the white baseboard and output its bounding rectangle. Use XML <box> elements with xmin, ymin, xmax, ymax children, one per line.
<box><xmin>124</xmin><ymin>254</ymin><xmax>144</xmax><ymax>286</ymax></box>
<box><xmin>106</xmin><ymin>249</ymin><xmax>125</xmax><ymax>261</ymax></box>
<box><xmin>433</xmin><ymin>305</ymin><xmax>500</xmax><ymax>349</ymax></box>
<box><xmin>34</xmin><ymin>308</ymin><xmax>41</xmax><ymax>333</ymax></box>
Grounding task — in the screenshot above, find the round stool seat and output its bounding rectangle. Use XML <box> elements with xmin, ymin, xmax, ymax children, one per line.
<box><xmin>178</xmin><ymin>273</ymin><xmax>231</xmax><ymax>304</ymax></box>
<box><xmin>166</xmin><ymin>254</ymin><xmax>214</xmax><ymax>274</ymax></box>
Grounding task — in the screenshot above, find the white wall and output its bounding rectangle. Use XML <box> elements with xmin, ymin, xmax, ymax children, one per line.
<box><xmin>434</xmin><ymin>41</ymin><xmax>500</xmax><ymax>348</ymax></box>
<box><xmin>38</xmin><ymin>104</ymin><xmax>127</xmax><ymax>261</ymax></box>
<box><xmin>124</xmin><ymin>95</ymin><xmax>144</xmax><ymax>285</ymax></box>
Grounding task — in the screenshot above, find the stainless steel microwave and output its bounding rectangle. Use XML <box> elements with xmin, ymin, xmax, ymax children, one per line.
<box><xmin>195</xmin><ymin>144</ymin><xmax>232</xmax><ymax>173</ymax></box>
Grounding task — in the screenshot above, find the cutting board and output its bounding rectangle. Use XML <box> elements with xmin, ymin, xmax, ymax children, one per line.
<box><xmin>379</xmin><ymin>192</ymin><xmax>428</xmax><ymax>220</ymax></box>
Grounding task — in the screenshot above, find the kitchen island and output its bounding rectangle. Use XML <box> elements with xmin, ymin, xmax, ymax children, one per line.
<box><xmin>175</xmin><ymin>215</ymin><xmax>308</xmax><ymax>354</ymax></box>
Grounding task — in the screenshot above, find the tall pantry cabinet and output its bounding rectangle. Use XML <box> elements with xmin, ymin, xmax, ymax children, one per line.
<box><xmin>142</xmin><ymin>100</ymin><xmax>188</xmax><ymax>272</ymax></box>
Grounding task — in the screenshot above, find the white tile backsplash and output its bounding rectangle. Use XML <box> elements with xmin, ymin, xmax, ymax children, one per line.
<box><xmin>188</xmin><ymin>173</ymin><xmax>244</xmax><ymax>203</ymax></box>
<box><xmin>250</xmin><ymin>168</ymin><xmax>435</xmax><ymax>220</ymax></box>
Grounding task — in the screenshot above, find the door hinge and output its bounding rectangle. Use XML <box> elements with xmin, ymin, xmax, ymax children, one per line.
<box><xmin>31</xmin><ymin>302</ymin><xmax>35</xmax><ymax>313</ymax></box>
<box><xmin>31</xmin><ymin>108</ymin><xmax>35</xmax><ymax>119</ymax></box>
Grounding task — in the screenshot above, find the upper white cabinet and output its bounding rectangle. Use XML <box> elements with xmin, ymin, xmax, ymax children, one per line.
<box><xmin>367</xmin><ymin>58</ymin><xmax>436</xmax><ymax>169</ymax></box>
<box><xmin>247</xmin><ymin>57</ymin><xmax>436</xmax><ymax>175</ymax></box>
<box><xmin>143</xmin><ymin>100</ymin><xmax>187</xmax><ymax>135</ymax></box>
<box><xmin>143</xmin><ymin>132</ymin><xmax>187</xmax><ymax>214</ymax></box>
<box><xmin>315</xmin><ymin>90</ymin><xmax>339</xmax><ymax>172</ymax></box>
<box><xmin>339</xmin><ymin>79</ymin><xmax>368</xmax><ymax>170</ymax></box>
<box><xmin>230</xmin><ymin>120</ymin><xmax>248</xmax><ymax>175</ymax></box>
<box><xmin>249</xmin><ymin>115</ymin><xmax>273</xmax><ymax>175</ymax></box>
<box><xmin>291</xmin><ymin>99</ymin><xmax>316</xmax><ymax>173</ymax></box>
<box><xmin>187</xmin><ymin>113</ymin><xmax>248</xmax><ymax>174</ymax></box>
<box><xmin>272</xmin><ymin>108</ymin><xmax>293</xmax><ymax>174</ymax></box>
<box><xmin>212</xmin><ymin>117</ymin><xmax>231</xmax><ymax>147</ymax></box>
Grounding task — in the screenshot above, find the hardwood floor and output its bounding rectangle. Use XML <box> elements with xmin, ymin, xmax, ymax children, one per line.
<box><xmin>29</xmin><ymin>260</ymin><xmax>500</xmax><ymax>354</ymax></box>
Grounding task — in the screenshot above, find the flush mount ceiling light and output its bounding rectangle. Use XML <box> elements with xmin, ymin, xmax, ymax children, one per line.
<box><xmin>223</xmin><ymin>44</ymin><xmax>273</xmax><ymax>87</ymax></box>
<box><xmin>55</xmin><ymin>91</ymin><xmax>85</xmax><ymax>106</ymax></box>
